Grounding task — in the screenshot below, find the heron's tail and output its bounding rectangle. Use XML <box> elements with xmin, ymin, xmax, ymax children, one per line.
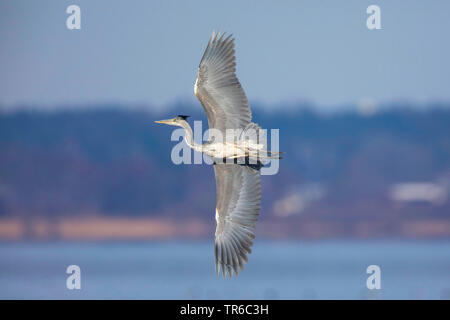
<box><xmin>253</xmin><ymin>152</ymin><xmax>283</xmax><ymax>161</ymax></box>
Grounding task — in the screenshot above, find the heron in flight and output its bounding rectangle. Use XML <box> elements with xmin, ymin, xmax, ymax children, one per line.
<box><xmin>156</xmin><ymin>31</ymin><xmax>281</xmax><ymax>278</ymax></box>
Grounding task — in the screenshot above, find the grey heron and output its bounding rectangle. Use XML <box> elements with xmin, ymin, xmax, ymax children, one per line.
<box><xmin>156</xmin><ymin>31</ymin><xmax>282</xmax><ymax>278</ymax></box>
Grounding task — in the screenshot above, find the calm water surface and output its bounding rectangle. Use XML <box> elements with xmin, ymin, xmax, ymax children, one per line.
<box><xmin>0</xmin><ymin>240</ymin><xmax>449</xmax><ymax>299</ymax></box>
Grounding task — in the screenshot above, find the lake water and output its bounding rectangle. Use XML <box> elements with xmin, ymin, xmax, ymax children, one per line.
<box><xmin>0</xmin><ymin>240</ymin><xmax>449</xmax><ymax>299</ymax></box>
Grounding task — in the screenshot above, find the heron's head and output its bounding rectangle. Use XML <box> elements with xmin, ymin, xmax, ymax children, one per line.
<box><xmin>155</xmin><ymin>115</ymin><xmax>190</xmax><ymax>127</ymax></box>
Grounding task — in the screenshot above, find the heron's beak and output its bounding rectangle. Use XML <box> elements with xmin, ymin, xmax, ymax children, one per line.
<box><xmin>155</xmin><ymin>119</ymin><xmax>174</xmax><ymax>125</ymax></box>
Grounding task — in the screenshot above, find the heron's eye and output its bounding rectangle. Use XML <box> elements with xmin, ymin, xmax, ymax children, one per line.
<box><xmin>173</xmin><ymin>119</ymin><xmax>176</xmax><ymax>122</ymax></box>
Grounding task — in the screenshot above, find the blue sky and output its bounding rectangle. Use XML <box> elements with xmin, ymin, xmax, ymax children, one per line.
<box><xmin>1</xmin><ymin>0</ymin><xmax>449</xmax><ymax>111</ymax></box>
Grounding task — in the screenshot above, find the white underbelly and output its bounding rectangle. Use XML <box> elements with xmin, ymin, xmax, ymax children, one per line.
<box><xmin>206</xmin><ymin>142</ymin><xmax>247</xmax><ymax>158</ymax></box>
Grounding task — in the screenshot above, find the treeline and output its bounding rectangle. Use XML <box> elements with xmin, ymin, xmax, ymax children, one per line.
<box><xmin>0</xmin><ymin>104</ymin><xmax>449</xmax><ymax>224</ymax></box>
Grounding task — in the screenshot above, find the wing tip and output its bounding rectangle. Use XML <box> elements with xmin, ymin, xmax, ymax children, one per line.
<box><xmin>215</xmin><ymin>237</ymin><xmax>251</xmax><ymax>279</ymax></box>
<box><xmin>210</xmin><ymin>30</ymin><xmax>234</xmax><ymax>41</ymax></box>
<box><xmin>206</xmin><ymin>30</ymin><xmax>235</xmax><ymax>52</ymax></box>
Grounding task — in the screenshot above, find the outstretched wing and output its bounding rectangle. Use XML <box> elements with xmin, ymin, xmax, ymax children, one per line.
<box><xmin>194</xmin><ymin>31</ymin><xmax>252</xmax><ymax>134</ymax></box>
<box><xmin>213</xmin><ymin>164</ymin><xmax>261</xmax><ymax>278</ymax></box>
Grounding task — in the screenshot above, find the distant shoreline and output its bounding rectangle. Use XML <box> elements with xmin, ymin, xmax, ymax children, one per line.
<box><xmin>1</xmin><ymin>217</ymin><xmax>449</xmax><ymax>240</ymax></box>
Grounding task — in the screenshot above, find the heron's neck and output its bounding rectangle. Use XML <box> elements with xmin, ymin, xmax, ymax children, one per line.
<box><xmin>180</xmin><ymin>122</ymin><xmax>202</xmax><ymax>152</ymax></box>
